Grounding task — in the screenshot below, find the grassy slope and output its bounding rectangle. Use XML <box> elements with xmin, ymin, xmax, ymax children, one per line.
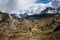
<box><xmin>0</xmin><ymin>12</ymin><xmax>60</xmax><ymax>40</ymax></box>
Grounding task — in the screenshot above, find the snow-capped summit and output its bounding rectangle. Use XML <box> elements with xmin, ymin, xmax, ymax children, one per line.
<box><xmin>10</xmin><ymin>4</ymin><xmax>47</xmax><ymax>18</ymax></box>
<box><xmin>10</xmin><ymin>6</ymin><xmax>60</xmax><ymax>18</ymax></box>
<box><xmin>41</xmin><ymin>7</ymin><xmax>57</xmax><ymax>14</ymax></box>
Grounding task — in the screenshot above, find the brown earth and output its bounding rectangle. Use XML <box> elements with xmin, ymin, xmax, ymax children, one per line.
<box><xmin>0</xmin><ymin>12</ymin><xmax>60</xmax><ymax>40</ymax></box>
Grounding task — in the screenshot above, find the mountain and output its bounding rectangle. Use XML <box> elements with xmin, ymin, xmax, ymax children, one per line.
<box><xmin>11</xmin><ymin>13</ymin><xmax>28</xmax><ymax>18</ymax></box>
<box><xmin>24</xmin><ymin>13</ymin><xmax>59</xmax><ymax>20</ymax></box>
<box><xmin>10</xmin><ymin>7</ymin><xmax>60</xmax><ymax>18</ymax></box>
<box><xmin>23</xmin><ymin>7</ymin><xmax>60</xmax><ymax>19</ymax></box>
<box><xmin>0</xmin><ymin>12</ymin><xmax>10</xmax><ymax>23</ymax></box>
<box><xmin>57</xmin><ymin>7</ymin><xmax>60</xmax><ymax>13</ymax></box>
<box><xmin>19</xmin><ymin>13</ymin><xmax>28</xmax><ymax>18</ymax></box>
<box><xmin>0</xmin><ymin>12</ymin><xmax>60</xmax><ymax>40</ymax></box>
<box><xmin>11</xmin><ymin>14</ymin><xmax>18</xmax><ymax>18</ymax></box>
<box><xmin>10</xmin><ymin>4</ymin><xmax>45</xmax><ymax>18</ymax></box>
<box><xmin>41</xmin><ymin>7</ymin><xmax>57</xmax><ymax>14</ymax></box>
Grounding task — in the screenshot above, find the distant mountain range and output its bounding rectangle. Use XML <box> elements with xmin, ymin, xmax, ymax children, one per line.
<box><xmin>41</xmin><ymin>7</ymin><xmax>60</xmax><ymax>14</ymax></box>
<box><xmin>11</xmin><ymin>7</ymin><xmax>60</xmax><ymax>18</ymax></box>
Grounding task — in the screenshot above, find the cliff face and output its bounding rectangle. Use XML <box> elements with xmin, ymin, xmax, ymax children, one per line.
<box><xmin>0</xmin><ymin>12</ymin><xmax>60</xmax><ymax>40</ymax></box>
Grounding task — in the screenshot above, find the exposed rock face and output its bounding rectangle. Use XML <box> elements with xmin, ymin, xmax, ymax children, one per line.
<box><xmin>0</xmin><ymin>12</ymin><xmax>10</xmax><ymax>23</ymax></box>
<box><xmin>0</xmin><ymin>12</ymin><xmax>60</xmax><ymax>40</ymax></box>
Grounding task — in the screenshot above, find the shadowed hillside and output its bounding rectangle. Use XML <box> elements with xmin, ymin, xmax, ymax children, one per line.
<box><xmin>0</xmin><ymin>12</ymin><xmax>60</xmax><ymax>40</ymax></box>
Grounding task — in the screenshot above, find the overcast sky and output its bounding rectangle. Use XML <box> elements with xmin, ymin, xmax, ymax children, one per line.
<box><xmin>0</xmin><ymin>0</ymin><xmax>60</xmax><ymax>13</ymax></box>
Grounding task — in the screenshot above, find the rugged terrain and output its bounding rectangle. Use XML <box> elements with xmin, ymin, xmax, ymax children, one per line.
<box><xmin>0</xmin><ymin>11</ymin><xmax>60</xmax><ymax>40</ymax></box>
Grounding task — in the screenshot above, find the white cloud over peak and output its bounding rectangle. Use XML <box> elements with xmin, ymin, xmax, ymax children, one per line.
<box><xmin>52</xmin><ymin>0</ymin><xmax>60</xmax><ymax>9</ymax></box>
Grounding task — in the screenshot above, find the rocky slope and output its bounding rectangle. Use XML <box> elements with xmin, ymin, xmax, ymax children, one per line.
<box><xmin>0</xmin><ymin>12</ymin><xmax>60</xmax><ymax>40</ymax></box>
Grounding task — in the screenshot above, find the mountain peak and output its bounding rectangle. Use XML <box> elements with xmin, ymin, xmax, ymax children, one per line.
<box><xmin>10</xmin><ymin>7</ymin><xmax>60</xmax><ymax>18</ymax></box>
<box><xmin>41</xmin><ymin>7</ymin><xmax>58</xmax><ymax>14</ymax></box>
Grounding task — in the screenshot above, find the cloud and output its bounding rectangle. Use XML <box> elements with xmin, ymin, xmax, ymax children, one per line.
<box><xmin>0</xmin><ymin>0</ymin><xmax>36</xmax><ymax>13</ymax></box>
<box><xmin>0</xmin><ymin>0</ymin><xmax>16</xmax><ymax>13</ymax></box>
<box><xmin>0</xmin><ymin>0</ymin><xmax>60</xmax><ymax>14</ymax></box>
<box><xmin>17</xmin><ymin>0</ymin><xmax>36</xmax><ymax>9</ymax></box>
<box><xmin>0</xmin><ymin>0</ymin><xmax>9</xmax><ymax>12</ymax></box>
<box><xmin>20</xmin><ymin>2</ymin><xmax>52</xmax><ymax>15</ymax></box>
<box><xmin>52</xmin><ymin>0</ymin><xmax>60</xmax><ymax>9</ymax></box>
